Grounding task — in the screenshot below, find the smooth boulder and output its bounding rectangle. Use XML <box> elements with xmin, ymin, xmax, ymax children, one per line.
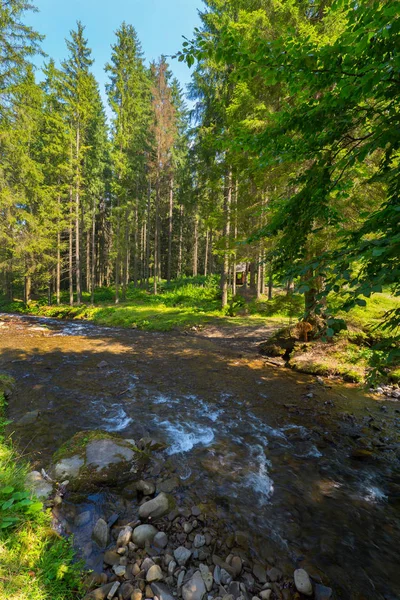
<box><xmin>132</xmin><ymin>524</ymin><xmax>158</xmax><ymax>548</ymax></box>
<box><xmin>138</xmin><ymin>492</ymin><xmax>172</xmax><ymax>520</ymax></box>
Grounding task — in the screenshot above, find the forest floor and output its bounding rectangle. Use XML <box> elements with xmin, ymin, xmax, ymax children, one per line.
<box><xmin>0</xmin><ymin>276</ymin><xmax>398</xmax><ymax>385</ymax></box>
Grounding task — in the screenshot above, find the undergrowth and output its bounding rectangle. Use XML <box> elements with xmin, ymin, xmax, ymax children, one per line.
<box><xmin>0</xmin><ymin>375</ymin><xmax>83</xmax><ymax>600</ymax></box>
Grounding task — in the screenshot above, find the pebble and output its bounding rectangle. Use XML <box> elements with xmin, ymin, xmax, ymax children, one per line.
<box><xmin>231</xmin><ymin>556</ymin><xmax>242</xmax><ymax>577</ymax></box>
<box><xmin>194</xmin><ymin>534</ymin><xmax>206</xmax><ymax>548</ymax></box>
<box><xmin>92</xmin><ymin>518</ymin><xmax>109</xmax><ymax>549</ymax></box>
<box><xmin>113</xmin><ymin>565</ymin><xmax>126</xmax><ymax>577</ymax></box>
<box><xmin>147</xmin><ymin>565</ymin><xmax>163</xmax><ymax>583</ymax></box>
<box><xmin>294</xmin><ymin>569</ymin><xmax>313</xmax><ymax>596</ymax></box>
<box><xmin>107</xmin><ymin>582</ymin><xmax>120</xmax><ymax>600</ymax></box>
<box><xmin>253</xmin><ymin>564</ymin><xmax>267</xmax><ymax>584</ymax></box>
<box><xmin>117</xmin><ymin>526</ymin><xmax>132</xmax><ymax>547</ymax></box>
<box><xmin>314</xmin><ymin>583</ymin><xmax>333</xmax><ymax>600</ymax></box>
<box><xmin>154</xmin><ymin>531</ymin><xmax>168</xmax><ymax>549</ymax></box>
<box><xmin>168</xmin><ymin>560</ymin><xmax>177</xmax><ymax>575</ymax></box>
<box><xmin>182</xmin><ymin>570</ymin><xmax>206</xmax><ymax>600</ymax></box>
<box><xmin>174</xmin><ymin>546</ymin><xmax>192</xmax><ymax>566</ymax></box>
<box><xmin>260</xmin><ymin>591</ymin><xmax>272</xmax><ymax>600</ymax></box>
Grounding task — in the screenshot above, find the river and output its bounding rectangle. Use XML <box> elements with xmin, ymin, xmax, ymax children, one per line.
<box><xmin>1</xmin><ymin>313</ymin><xmax>399</xmax><ymax>599</ymax></box>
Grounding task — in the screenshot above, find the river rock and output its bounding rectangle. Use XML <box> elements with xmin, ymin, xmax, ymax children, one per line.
<box><xmin>113</xmin><ymin>564</ymin><xmax>126</xmax><ymax>577</ymax></box>
<box><xmin>117</xmin><ymin>526</ymin><xmax>132</xmax><ymax>547</ymax></box>
<box><xmin>16</xmin><ymin>410</ymin><xmax>40</xmax><ymax>426</ymax></box>
<box><xmin>137</xmin><ymin>479</ymin><xmax>156</xmax><ymax>496</ymax></box>
<box><xmin>131</xmin><ymin>590</ymin><xmax>143</xmax><ymax>600</ymax></box>
<box><xmin>151</xmin><ymin>583</ymin><xmax>175</xmax><ymax>600</ymax></box>
<box><xmin>120</xmin><ymin>582</ymin><xmax>134</xmax><ymax>600</ymax></box>
<box><xmin>314</xmin><ymin>583</ymin><xmax>333</xmax><ymax>600</ymax></box>
<box><xmin>253</xmin><ymin>563</ymin><xmax>267</xmax><ymax>583</ymax></box>
<box><xmin>157</xmin><ymin>477</ymin><xmax>180</xmax><ymax>493</ymax></box>
<box><xmin>52</xmin><ymin>431</ymin><xmax>146</xmax><ymax>490</ymax></box>
<box><xmin>139</xmin><ymin>492</ymin><xmax>173</xmax><ymax>520</ymax></box>
<box><xmin>220</xmin><ymin>569</ymin><xmax>232</xmax><ymax>585</ymax></box>
<box><xmin>231</xmin><ymin>556</ymin><xmax>242</xmax><ymax>577</ymax></box>
<box><xmin>294</xmin><ymin>569</ymin><xmax>313</xmax><ymax>596</ymax></box>
<box><xmin>260</xmin><ymin>591</ymin><xmax>272</xmax><ymax>600</ymax></box>
<box><xmin>84</xmin><ymin>582</ymin><xmax>117</xmax><ymax>600</ymax></box>
<box><xmin>154</xmin><ymin>531</ymin><xmax>168</xmax><ymax>549</ymax></box>
<box><xmin>147</xmin><ymin>565</ymin><xmax>163</xmax><ymax>582</ymax></box>
<box><xmin>194</xmin><ymin>534</ymin><xmax>206</xmax><ymax>548</ymax></box>
<box><xmin>182</xmin><ymin>570</ymin><xmax>206</xmax><ymax>600</ymax></box>
<box><xmin>54</xmin><ymin>455</ymin><xmax>85</xmax><ymax>479</ymax></box>
<box><xmin>104</xmin><ymin>549</ymin><xmax>120</xmax><ymax>566</ymax></box>
<box><xmin>92</xmin><ymin>518</ymin><xmax>109</xmax><ymax>548</ymax></box>
<box><xmin>266</xmin><ymin>567</ymin><xmax>282</xmax><ymax>582</ymax></box>
<box><xmin>199</xmin><ymin>564</ymin><xmax>213</xmax><ymax>592</ymax></box>
<box><xmin>132</xmin><ymin>524</ymin><xmax>158</xmax><ymax>548</ymax></box>
<box><xmin>174</xmin><ymin>546</ymin><xmax>192</xmax><ymax>566</ymax></box>
<box><xmin>25</xmin><ymin>471</ymin><xmax>53</xmax><ymax>499</ymax></box>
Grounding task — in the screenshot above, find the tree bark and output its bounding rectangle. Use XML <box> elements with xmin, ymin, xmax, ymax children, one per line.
<box><xmin>69</xmin><ymin>191</ymin><xmax>74</xmax><ymax>306</ymax></box>
<box><xmin>221</xmin><ymin>168</ymin><xmax>232</xmax><ymax>309</ymax></box>
<box><xmin>167</xmin><ymin>176</ymin><xmax>174</xmax><ymax>283</ymax></box>
<box><xmin>193</xmin><ymin>213</ymin><xmax>198</xmax><ymax>277</ymax></box>
<box><xmin>75</xmin><ymin>126</ymin><xmax>81</xmax><ymax>305</ymax></box>
<box><xmin>204</xmin><ymin>229</ymin><xmax>209</xmax><ymax>277</ymax></box>
<box><xmin>177</xmin><ymin>204</ymin><xmax>183</xmax><ymax>278</ymax></box>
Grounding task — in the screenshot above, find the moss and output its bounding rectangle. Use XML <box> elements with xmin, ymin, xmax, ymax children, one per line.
<box><xmin>389</xmin><ymin>368</ymin><xmax>400</xmax><ymax>384</ymax></box>
<box><xmin>52</xmin><ymin>430</ymin><xmax>121</xmax><ymax>463</ymax></box>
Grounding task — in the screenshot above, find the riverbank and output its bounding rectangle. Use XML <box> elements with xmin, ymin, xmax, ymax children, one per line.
<box><xmin>0</xmin><ymin>375</ymin><xmax>83</xmax><ymax>600</ymax></box>
<box><xmin>1</xmin><ymin>280</ymin><xmax>398</xmax><ymax>385</ymax></box>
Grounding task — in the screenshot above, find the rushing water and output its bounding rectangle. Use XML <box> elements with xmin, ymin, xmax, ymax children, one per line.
<box><xmin>1</xmin><ymin>313</ymin><xmax>400</xmax><ymax>599</ymax></box>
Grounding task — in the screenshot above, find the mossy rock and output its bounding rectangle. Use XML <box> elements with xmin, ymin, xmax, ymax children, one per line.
<box><xmin>51</xmin><ymin>430</ymin><xmax>148</xmax><ymax>491</ymax></box>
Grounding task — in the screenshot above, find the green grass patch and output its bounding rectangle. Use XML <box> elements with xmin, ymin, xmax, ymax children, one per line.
<box><xmin>0</xmin><ymin>378</ymin><xmax>83</xmax><ymax>600</ymax></box>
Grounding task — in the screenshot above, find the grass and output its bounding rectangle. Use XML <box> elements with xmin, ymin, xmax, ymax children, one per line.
<box><xmin>0</xmin><ymin>275</ymin><xmax>292</xmax><ymax>332</ymax></box>
<box><xmin>0</xmin><ymin>375</ymin><xmax>83</xmax><ymax>600</ymax></box>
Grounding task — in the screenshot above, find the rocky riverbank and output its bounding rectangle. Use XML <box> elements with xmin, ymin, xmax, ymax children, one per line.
<box><xmin>25</xmin><ymin>430</ymin><xmax>333</xmax><ymax>600</ymax></box>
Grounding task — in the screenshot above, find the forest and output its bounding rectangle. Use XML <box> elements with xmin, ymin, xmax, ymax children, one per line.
<box><xmin>0</xmin><ymin>0</ymin><xmax>399</xmax><ymax>373</ymax></box>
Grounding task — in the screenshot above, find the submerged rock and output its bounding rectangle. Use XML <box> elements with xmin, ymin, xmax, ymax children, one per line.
<box><xmin>51</xmin><ymin>431</ymin><xmax>147</xmax><ymax>491</ymax></box>
<box><xmin>92</xmin><ymin>518</ymin><xmax>109</xmax><ymax>549</ymax></box>
<box><xmin>16</xmin><ymin>409</ymin><xmax>40</xmax><ymax>427</ymax></box>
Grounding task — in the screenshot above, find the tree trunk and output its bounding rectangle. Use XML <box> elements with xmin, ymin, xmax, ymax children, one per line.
<box><xmin>154</xmin><ymin>175</ymin><xmax>160</xmax><ymax>295</ymax></box>
<box><xmin>122</xmin><ymin>207</ymin><xmax>130</xmax><ymax>301</ymax></box>
<box><xmin>208</xmin><ymin>228</ymin><xmax>213</xmax><ymax>275</ymax></box>
<box><xmin>24</xmin><ymin>273</ymin><xmax>31</xmax><ymax>304</ymax></box>
<box><xmin>69</xmin><ymin>192</ymin><xmax>74</xmax><ymax>306</ymax></box>
<box><xmin>221</xmin><ymin>169</ymin><xmax>232</xmax><ymax>309</ymax></box>
<box><xmin>115</xmin><ymin>197</ymin><xmax>121</xmax><ymax>304</ymax></box>
<box><xmin>146</xmin><ymin>179</ymin><xmax>151</xmax><ymax>289</ymax></box>
<box><xmin>193</xmin><ymin>213</ymin><xmax>198</xmax><ymax>277</ymax></box>
<box><xmin>177</xmin><ymin>204</ymin><xmax>183</xmax><ymax>278</ymax></box>
<box><xmin>75</xmin><ymin>126</ymin><xmax>81</xmax><ymax>305</ymax></box>
<box><xmin>204</xmin><ymin>229</ymin><xmax>209</xmax><ymax>277</ymax></box>
<box><xmin>167</xmin><ymin>176</ymin><xmax>174</xmax><ymax>283</ymax></box>
<box><xmin>249</xmin><ymin>262</ymin><xmax>256</xmax><ymax>291</ymax></box>
<box><xmin>56</xmin><ymin>223</ymin><xmax>61</xmax><ymax>306</ymax></box>
<box><xmin>133</xmin><ymin>201</ymin><xmax>139</xmax><ymax>287</ymax></box>
<box><xmin>268</xmin><ymin>267</ymin><xmax>273</xmax><ymax>300</ymax></box>
<box><xmin>91</xmin><ymin>196</ymin><xmax>96</xmax><ymax>305</ymax></box>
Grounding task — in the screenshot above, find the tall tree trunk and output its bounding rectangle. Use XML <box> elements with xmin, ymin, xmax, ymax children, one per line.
<box><xmin>133</xmin><ymin>201</ymin><xmax>139</xmax><ymax>287</ymax></box>
<box><xmin>167</xmin><ymin>176</ymin><xmax>173</xmax><ymax>283</ymax></box>
<box><xmin>204</xmin><ymin>229</ymin><xmax>209</xmax><ymax>277</ymax></box>
<box><xmin>268</xmin><ymin>267</ymin><xmax>273</xmax><ymax>300</ymax></box>
<box><xmin>208</xmin><ymin>228</ymin><xmax>213</xmax><ymax>275</ymax></box>
<box><xmin>56</xmin><ymin>199</ymin><xmax>61</xmax><ymax>306</ymax></box>
<box><xmin>146</xmin><ymin>179</ymin><xmax>151</xmax><ymax>289</ymax></box>
<box><xmin>122</xmin><ymin>207</ymin><xmax>130</xmax><ymax>301</ymax></box>
<box><xmin>91</xmin><ymin>196</ymin><xmax>96</xmax><ymax>305</ymax></box>
<box><xmin>24</xmin><ymin>271</ymin><xmax>31</xmax><ymax>304</ymax></box>
<box><xmin>69</xmin><ymin>192</ymin><xmax>74</xmax><ymax>306</ymax></box>
<box><xmin>177</xmin><ymin>204</ymin><xmax>183</xmax><ymax>278</ymax></box>
<box><xmin>154</xmin><ymin>175</ymin><xmax>160</xmax><ymax>295</ymax></box>
<box><xmin>193</xmin><ymin>213</ymin><xmax>198</xmax><ymax>277</ymax></box>
<box><xmin>115</xmin><ymin>197</ymin><xmax>121</xmax><ymax>304</ymax></box>
<box><xmin>75</xmin><ymin>126</ymin><xmax>81</xmax><ymax>305</ymax></box>
<box><xmin>221</xmin><ymin>169</ymin><xmax>232</xmax><ymax>309</ymax></box>
<box><xmin>257</xmin><ymin>244</ymin><xmax>263</xmax><ymax>300</ymax></box>
<box><xmin>232</xmin><ymin>181</ymin><xmax>238</xmax><ymax>296</ymax></box>
<box><xmin>249</xmin><ymin>262</ymin><xmax>256</xmax><ymax>291</ymax></box>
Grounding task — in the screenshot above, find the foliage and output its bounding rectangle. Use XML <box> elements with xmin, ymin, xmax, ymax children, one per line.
<box><xmin>0</xmin><ymin>377</ymin><xmax>83</xmax><ymax>599</ymax></box>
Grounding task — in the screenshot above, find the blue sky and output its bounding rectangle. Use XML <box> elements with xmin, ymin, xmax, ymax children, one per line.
<box><xmin>26</xmin><ymin>0</ymin><xmax>203</xmax><ymax>111</ymax></box>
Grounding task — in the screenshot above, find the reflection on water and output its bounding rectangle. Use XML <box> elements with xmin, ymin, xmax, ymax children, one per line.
<box><xmin>1</xmin><ymin>313</ymin><xmax>400</xmax><ymax>599</ymax></box>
